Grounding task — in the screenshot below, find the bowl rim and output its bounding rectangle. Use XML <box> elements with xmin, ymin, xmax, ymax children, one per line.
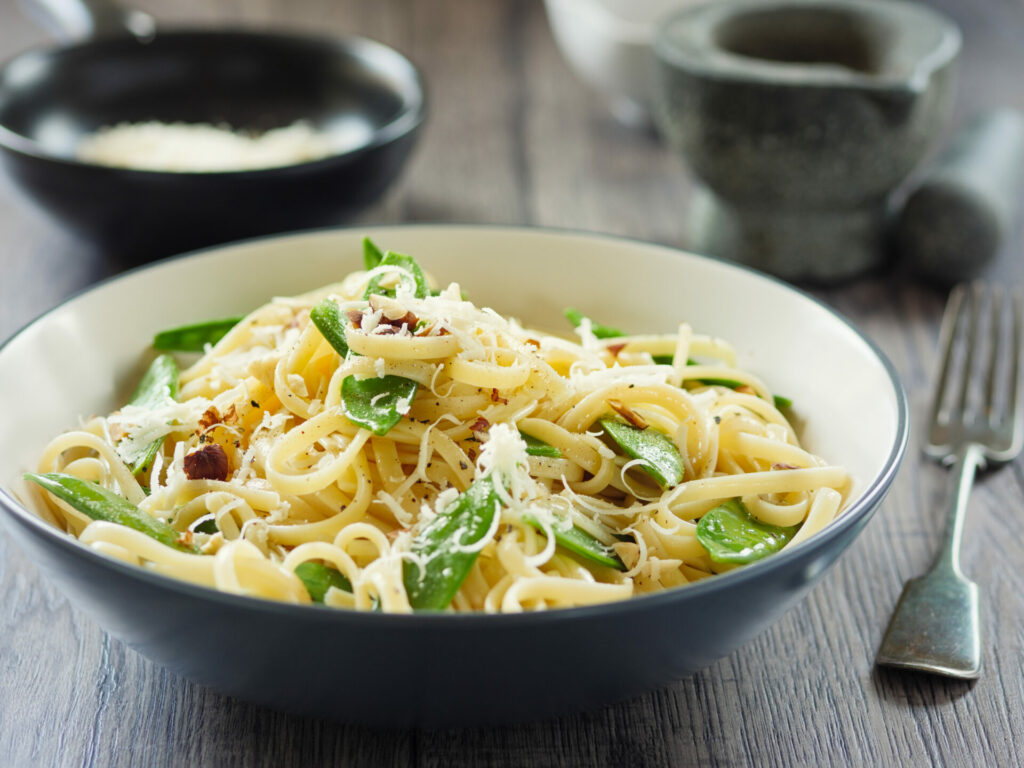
<box><xmin>0</xmin><ymin>223</ymin><xmax>909</xmax><ymax>627</ymax></box>
<box><xmin>543</xmin><ymin>0</ymin><xmax>659</xmax><ymax>44</ymax></box>
<box><xmin>0</xmin><ymin>28</ymin><xmax>427</xmax><ymax>176</ymax></box>
<box><xmin>653</xmin><ymin>0</ymin><xmax>962</xmax><ymax>92</ymax></box>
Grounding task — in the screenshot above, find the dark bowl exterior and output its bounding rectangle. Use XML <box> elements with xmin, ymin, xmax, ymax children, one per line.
<box><xmin>0</xmin><ymin>130</ymin><xmax>420</xmax><ymax>260</ymax></box>
<box><xmin>0</xmin><ymin>31</ymin><xmax>426</xmax><ymax>259</ymax></box>
<box><xmin>0</xmin><ymin>476</ymin><xmax>891</xmax><ymax>727</ymax></box>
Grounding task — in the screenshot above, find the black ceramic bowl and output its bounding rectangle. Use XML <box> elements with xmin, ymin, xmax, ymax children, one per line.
<box><xmin>0</xmin><ymin>226</ymin><xmax>908</xmax><ymax>726</ymax></box>
<box><xmin>0</xmin><ymin>29</ymin><xmax>425</xmax><ymax>259</ymax></box>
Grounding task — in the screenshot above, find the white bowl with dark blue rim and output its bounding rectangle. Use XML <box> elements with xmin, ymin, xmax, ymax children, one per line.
<box><xmin>0</xmin><ymin>226</ymin><xmax>908</xmax><ymax>726</ymax></box>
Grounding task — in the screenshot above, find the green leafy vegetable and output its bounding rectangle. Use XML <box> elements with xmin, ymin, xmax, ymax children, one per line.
<box><xmin>120</xmin><ymin>354</ymin><xmax>179</xmax><ymax>475</ymax></box>
<box><xmin>364</xmin><ymin>251</ymin><xmax>429</xmax><ymax>300</ymax></box>
<box><xmin>403</xmin><ymin>476</ymin><xmax>503</xmax><ymax>610</ymax></box>
<box><xmin>523</xmin><ymin>513</ymin><xmax>626</xmax><ymax>571</ymax></box>
<box><xmin>685</xmin><ymin>358</ymin><xmax>742</xmax><ymax>388</ymax></box>
<box><xmin>651</xmin><ymin>354</ymin><xmax>674</xmax><ymax>365</ymax></box>
<box><xmin>685</xmin><ymin>359</ymin><xmax>793</xmax><ymax>409</ymax></box>
<box><xmin>25</xmin><ymin>472</ymin><xmax>199</xmax><ymax>554</ymax></box>
<box><xmin>310</xmin><ymin>298</ymin><xmax>350</xmax><ymax>357</ymax></box>
<box><xmin>520</xmin><ymin>431</ymin><xmax>561</xmax><ymax>458</ymax></box>
<box><xmin>564</xmin><ymin>308</ymin><xmax>624</xmax><ymax>339</ymax></box>
<box><xmin>153</xmin><ymin>317</ymin><xmax>243</xmax><ymax>351</ymax></box>
<box><xmin>363</xmin><ymin>236</ymin><xmax>384</xmax><ymax>270</ymax></box>
<box><xmin>696</xmin><ymin>499</ymin><xmax>798</xmax><ymax>565</ymax></box>
<box><xmin>295</xmin><ymin>561</ymin><xmax>353</xmax><ymax>602</ymax></box>
<box><xmin>341</xmin><ymin>375</ymin><xmax>419</xmax><ymax>436</ymax></box>
<box><xmin>599</xmin><ymin>417</ymin><xmax>683</xmax><ymax>489</ymax></box>
<box><xmin>193</xmin><ymin>517</ymin><xmax>218</xmax><ymax>535</ymax></box>
<box><xmin>129</xmin><ymin>354</ymin><xmax>178</xmax><ymax>410</ymax></box>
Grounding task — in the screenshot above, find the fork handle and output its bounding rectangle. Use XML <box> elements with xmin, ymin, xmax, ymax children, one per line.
<box><xmin>935</xmin><ymin>442</ymin><xmax>986</xmax><ymax>575</ymax></box>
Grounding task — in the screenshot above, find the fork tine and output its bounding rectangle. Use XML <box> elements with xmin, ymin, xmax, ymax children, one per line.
<box><xmin>956</xmin><ymin>283</ymin><xmax>983</xmax><ymax>419</ymax></box>
<box><xmin>983</xmin><ymin>285</ymin><xmax>1003</xmax><ymax>425</ymax></box>
<box><xmin>930</xmin><ymin>283</ymin><xmax>966</xmax><ymax>429</ymax></box>
<box><xmin>1009</xmin><ymin>290</ymin><xmax>1023</xmax><ymax>452</ymax></box>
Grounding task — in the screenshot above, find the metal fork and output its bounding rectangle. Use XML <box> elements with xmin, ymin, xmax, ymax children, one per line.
<box><xmin>877</xmin><ymin>283</ymin><xmax>1023</xmax><ymax>678</ymax></box>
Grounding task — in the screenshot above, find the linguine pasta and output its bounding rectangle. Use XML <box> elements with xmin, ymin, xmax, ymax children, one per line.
<box><xmin>30</xmin><ymin>252</ymin><xmax>851</xmax><ymax>613</ymax></box>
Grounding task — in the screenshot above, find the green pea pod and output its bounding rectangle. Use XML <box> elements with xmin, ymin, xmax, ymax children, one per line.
<box><xmin>563</xmin><ymin>307</ymin><xmax>623</xmax><ymax>339</ymax></box>
<box><xmin>403</xmin><ymin>476</ymin><xmax>503</xmax><ymax>611</ymax></box>
<box><xmin>520</xmin><ymin>431</ymin><xmax>561</xmax><ymax>458</ymax></box>
<box><xmin>599</xmin><ymin>417</ymin><xmax>683</xmax><ymax>489</ymax></box>
<box><xmin>153</xmin><ymin>317</ymin><xmax>243</xmax><ymax>351</ymax></box>
<box><xmin>684</xmin><ymin>358</ymin><xmax>741</xmax><ymax>388</ymax></box>
<box><xmin>696</xmin><ymin>499</ymin><xmax>798</xmax><ymax>565</ymax></box>
<box><xmin>294</xmin><ymin>561</ymin><xmax>353</xmax><ymax>602</ymax></box>
<box><xmin>522</xmin><ymin>513</ymin><xmax>626</xmax><ymax>571</ymax></box>
<box><xmin>25</xmin><ymin>472</ymin><xmax>200</xmax><ymax>554</ymax></box>
<box><xmin>363</xmin><ymin>236</ymin><xmax>384</xmax><ymax>270</ymax></box>
<box><xmin>129</xmin><ymin>354</ymin><xmax>178</xmax><ymax>410</ymax></box>
<box><xmin>696</xmin><ymin>375</ymin><xmax>745</xmax><ymax>388</ymax></box>
<box><xmin>341</xmin><ymin>375</ymin><xmax>419</xmax><ymax>436</ymax></box>
<box><xmin>119</xmin><ymin>354</ymin><xmax>179</xmax><ymax>475</ymax></box>
<box><xmin>685</xmin><ymin>359</ymin><xmax>793</xmax><ymax>409</ymax></box>
<box><xmin>309</xmin><ymin>298</ymin><xmax>350</xmax><ymax>357</ymax></box>
<box><xmin>364</xmin><ymin>251</ymin><xmax>429</xmax><ymax>299</ymax></box>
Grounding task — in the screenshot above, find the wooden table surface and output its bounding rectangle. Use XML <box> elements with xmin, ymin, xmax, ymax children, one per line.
<box><xmin>1</xmin><ymin>1</ymin><xmax>1022</xmax><ymax>766</ymax></box>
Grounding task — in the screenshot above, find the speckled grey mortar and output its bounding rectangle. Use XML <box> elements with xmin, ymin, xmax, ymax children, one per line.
<box><xmin>654</xmin><ymin>0</ymin><xmax>961</xmax><ymax>282</ymax></box>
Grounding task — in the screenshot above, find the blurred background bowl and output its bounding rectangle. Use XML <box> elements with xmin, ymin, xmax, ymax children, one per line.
<box><xmin>0</xmin><ymin>4</ymin><xmax>426</xmax><ymax>261</ymax></box>
<box><xmin>0</xmin><ymin>225</ymin><xmax>907</xmax><ymax>725</ymax></box>
<box><xmin>542</xmin><ymin>0</ymin><xmax>701</xmax><ymax>129</ymax></box>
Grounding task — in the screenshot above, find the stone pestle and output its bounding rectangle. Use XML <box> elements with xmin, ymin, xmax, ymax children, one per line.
<box><xmin>893</xmin><ymin>109</ymin><xmax>1024</xmax><ymax>283</ymax></box>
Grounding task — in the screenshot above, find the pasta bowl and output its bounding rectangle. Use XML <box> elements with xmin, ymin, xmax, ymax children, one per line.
<box><xmin>0</xmin><ymin>226</ymin><xmax>907</xmax><ymax>726</ymax></box>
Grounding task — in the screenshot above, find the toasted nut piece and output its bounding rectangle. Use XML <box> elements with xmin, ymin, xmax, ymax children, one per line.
<box><xmin>608</xmin><ymin>399</ymin><xmax>648</xmax><ymax>429</ymax></box>
<box><xmin>184</xmin><ymin>443</ymin><xmax>230</xmax><ymax>481</ymax></box>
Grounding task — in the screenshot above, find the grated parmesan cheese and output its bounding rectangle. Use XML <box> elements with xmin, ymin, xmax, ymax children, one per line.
<box><xmin>110</xmin><ymin>398</ymin><xmax>211</xmax><ymax>465</ymax></box>
<box><xmin>75</xmin><ymin>120</ymin><xmax>337</xmax><ymax>172</ymax></box>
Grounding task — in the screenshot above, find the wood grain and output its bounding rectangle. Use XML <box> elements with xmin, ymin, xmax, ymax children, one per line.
<box><xmin>1</xmin><ymin>1</ymin><xmax>1022</xmax><ymax>766</ymax></box>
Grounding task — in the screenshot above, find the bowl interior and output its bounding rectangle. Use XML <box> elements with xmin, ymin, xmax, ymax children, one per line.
<box><xmin>0</xmin><ymin>31</ymin><xmax>424</xmax><ymax>162</ymax></box>
<box><xmin>0</xmin><ymin>226</ymin><xmax>902</xmax><ymax>545</ymax></box>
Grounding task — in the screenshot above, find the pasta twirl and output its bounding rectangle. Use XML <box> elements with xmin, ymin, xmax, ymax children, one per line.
<box><xmin>29</xmin><ymin>246</ymin><xmax>851</xmax><ymax>612</ymax></box>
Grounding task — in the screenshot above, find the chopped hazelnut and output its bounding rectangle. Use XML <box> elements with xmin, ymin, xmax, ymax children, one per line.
<box><xmin>183</xmin><ymin>444</ymin><xmax>230</xmax><ymax>481</ymax></box>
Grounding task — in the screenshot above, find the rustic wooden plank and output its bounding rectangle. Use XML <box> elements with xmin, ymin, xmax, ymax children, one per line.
<box><xmin>1</xmin><ymin>0</ymin><xmax>1023</xmax><ymax>766</ymax></box>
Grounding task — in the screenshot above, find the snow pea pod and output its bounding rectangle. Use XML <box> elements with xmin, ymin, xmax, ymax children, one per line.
<box><xmin>363</xmin><ymin>236</ymin><xmax>384</xmax><ymax>270</ymax></box>
<box><xmin>294</xmin><ymin>561</ymin><xmax>353</xmax><ymax>602</ymax></box>
<box><xmin>153</xmin><ymin>317</ymin><xmax>243</xmax><ymax>351</ymax></box>
<box><xmin>696</xmin><ymin>499</ymin><xmax>798</xmax><ymax>565</ymax></box>
<box><xmin>341</xmin><ymin>375</ymin><xmax>418</xmax><ymax>436</ymax></box>
<box><xmin>25</xmin><ymin>472</ymin><xmax>200</xmax><ymax>554</ymax></box>
<box><xmin>520</xmin><ymin>431</ymin><xmax>561</xmax><ymax>458</ymax></box>
<box><xmin>684</xmin><ymin>359</ymin><xmax>794</xmax><ymax>410</ymax></box>
<box><xmin>522</xmin><ymin>513</ymin><xmax>626</xmax><ymax>571</ymax></box>
<box><xmin>563</xmin><ymin>307</ymin><xmax>623</xmax><ymax>339</ymax></box>
<box><xmin>598</xmin><ymin>417</ymin><xmax>683</xmax><ymax>489</ymax></box>
<box><xmin>309</xmin><ymin>298</ymin><xmax>350</xmax><ymax>357</ymax></box>
<box><xmin>403</xmin><ymin>476</ymin><xmax>503</xmax><ymax>611</ymax></box>
<box><xmin>364</xmin><ymin>251</ymin><xmax>429</xmax><ymax>299</ymax></box>
<box><xmin>120</xmin><ymin>354</ymin><xmax>179</xmax><ymax>475</ymax></box>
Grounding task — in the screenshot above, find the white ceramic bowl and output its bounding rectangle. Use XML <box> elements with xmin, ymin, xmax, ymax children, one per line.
<box><xmin>543</xmin><ymin>0</ymin><xmax>702</xmax><ymax>127</ymax></box>
<box><xmin>0</xmin><ymin>226</ymin><xmax>907</xmax><ymax>725</ymax></box>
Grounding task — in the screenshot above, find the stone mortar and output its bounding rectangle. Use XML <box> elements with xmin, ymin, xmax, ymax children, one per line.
<box><xmin>654</xmin><ymin>0</ymin><xmax>961</xmax><ymax>282</ymax></box>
